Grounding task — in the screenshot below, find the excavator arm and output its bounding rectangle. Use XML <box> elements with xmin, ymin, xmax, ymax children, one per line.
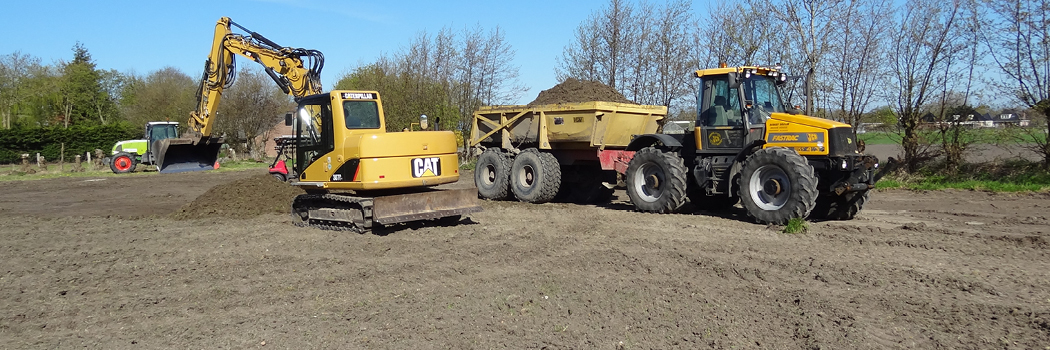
<box><xmin>156</xmin><ymin>17</ymin><xmax>324</xmax><ymax>173</ymax></box>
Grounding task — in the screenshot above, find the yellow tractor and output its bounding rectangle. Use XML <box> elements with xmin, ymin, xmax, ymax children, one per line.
<box><xmin>158</xmin><ymin>17</ymin><xmax>480</xmax><ymax>231</ymax></box>
<box><xmin>620</xmin><ymin>65</ymin><xmax>890</xmax><ymax>224</ymax></box>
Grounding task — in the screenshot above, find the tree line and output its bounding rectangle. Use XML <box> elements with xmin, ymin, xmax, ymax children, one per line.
<box><xmin>557</xmin><ymin>0</ymin><xmax>1050</xmax><ymax>171</ymax></box>
<box><xmin>0</xmin><ymin>44</ymin><xmax>293</xmax><ymax>159</ymax></box>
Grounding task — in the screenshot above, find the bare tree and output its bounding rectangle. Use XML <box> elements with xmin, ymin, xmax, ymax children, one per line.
<box><xmin>774</xmin><ymin>0</ymin><xmax>855</xmax><ymax>116</ymax></box>
<box><xmin>889</xmin><ymin>0</ymin><xmax>961</xmax><ymax>172</ymax></box>
<box><xmin>649</xmin><ymin>0</ymin><xmax>696</xmax><ymax>108</ymax></box>
<box><xmin>826</xmin><ymin>0</ymin><xmax>893</xmax><ymax>132</ymax></box>
<box><xmin>558</xmin><ymin>0</ymin><xmax>697</xmax><ymax>111</ymax></box>
<box><xmin>0</xmin><ymin>52</ymin><xmax>41</xmax><ymax>129</ymax></box>
<box><xmin>983</xmin><ymin>0</ymin><xmax>1050</xmax><ymax>168</ymax></box>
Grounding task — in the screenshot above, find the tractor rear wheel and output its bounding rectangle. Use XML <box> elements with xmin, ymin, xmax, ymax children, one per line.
<box><xmin>811</xmin><ymin>191</ymin><xmax>869</xmax><ymax>220</ymax></box>
<box><xmin>625</xmin><ymin>147</ymin><xmax>688</xmax><ymax>213</ymax></box>
<box><xmin>110</xmin><ymin>152</ymin><xmax>136</xmax><ymax>174</ymax></box>
<box><xmin>272</xmin><ymin>173</ymin><xmax>287</xmax><ymax>182</ymax></box>
<box><xmin>475</xmin><ymin>148</ymin><xmax>512</xmax><ymax>200</ymax></box>
<box><xmin>510</xmin><ymin>149</ymin><xmax>561</xmax><ymax>203</ymax></box>
<box><xmin>738</xmin><ymin>147</ymin><xmax>818</xmax><ymax>224</ymax></box>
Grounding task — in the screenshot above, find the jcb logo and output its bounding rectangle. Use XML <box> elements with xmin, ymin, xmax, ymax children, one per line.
<box><xmin>412</xmin><ymin>157</ymin><xmax>441</xmax><ymax>178</ymax></box>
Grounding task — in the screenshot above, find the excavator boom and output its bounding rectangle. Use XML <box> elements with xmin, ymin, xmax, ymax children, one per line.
<box><xmin>157</xmin><ymin>17</ymin><xmax>323</xmax><ymax>173</ymax></box>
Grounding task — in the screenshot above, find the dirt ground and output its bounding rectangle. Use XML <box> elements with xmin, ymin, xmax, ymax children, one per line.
<box><xmin>1</xmin><ymin>168</ymin><xmax>1049</xmax><ymax>349</ymax></box>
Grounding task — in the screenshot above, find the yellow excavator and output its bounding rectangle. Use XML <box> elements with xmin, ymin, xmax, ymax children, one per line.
<box><xmin>157</xmin><ymin>17</ymin><xmax>480</xmax><ymax>231</ymax></box>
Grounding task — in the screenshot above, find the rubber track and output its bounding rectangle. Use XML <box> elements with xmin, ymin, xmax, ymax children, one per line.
<box><xmin>291</xmin><ymin>193</ymin><xmax>374</xmax><ymax>232</ymax></box>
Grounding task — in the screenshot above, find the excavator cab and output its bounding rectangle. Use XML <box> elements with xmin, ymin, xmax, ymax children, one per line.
<box><xmin>287</xmin><ymin>91</ymin><xmax>482</xmax><ymax>231</ymax></box>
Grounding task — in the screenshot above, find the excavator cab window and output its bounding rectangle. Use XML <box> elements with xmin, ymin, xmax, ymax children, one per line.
<box><xmin>294</xmin><ymin>100</ymin><xmax>334</xmax><ymax>175</ymax></box>
<box><xmin>343</xmin><ymin>100</ymin><xmax>381</xmax><ymax>129</ymax></box>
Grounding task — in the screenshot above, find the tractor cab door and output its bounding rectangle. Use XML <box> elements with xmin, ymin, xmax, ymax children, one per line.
<box><xmin>294</xmin><ymin>95</ymin><xmax>335</xmax><ymax>181</ymax></box>
<box><xmin>696</xmin><ymin>76</ymin><xmax>747</xmax><ymax>153</ymax></box>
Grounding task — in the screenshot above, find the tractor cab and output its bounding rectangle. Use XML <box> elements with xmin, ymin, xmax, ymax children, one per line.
<box><xmin>694</xmin><ymin>66</ymin><xmax>790</xmax><ymax>153</ymax></box>
<box><xmin>143</xmin><ymin>122</ymin><xmax>179</xmax><ymax>165</ymax></box>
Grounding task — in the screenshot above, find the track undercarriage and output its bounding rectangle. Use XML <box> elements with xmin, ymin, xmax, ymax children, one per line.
<box><xmin>291</xmin><ymin>188</ymin><xmax>482</xmax><ymax>232</ymax></box>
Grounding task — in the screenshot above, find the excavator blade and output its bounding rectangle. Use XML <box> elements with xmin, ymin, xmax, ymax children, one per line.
<box><xmin>155</xmin><ymin>138</ymin><xmax>223</xmax><ymax>174</ymax></box>
<box><xmin>372</xmin><ymin>188</ymin><xmax>483</xmax><ymax>225</ymax></box>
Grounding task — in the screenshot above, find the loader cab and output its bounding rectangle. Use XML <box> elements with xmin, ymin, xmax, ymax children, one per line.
<box><xmin>695</xmin><ymin>67</ymin><xmax>789</xmax><ymax>153</ymax></box>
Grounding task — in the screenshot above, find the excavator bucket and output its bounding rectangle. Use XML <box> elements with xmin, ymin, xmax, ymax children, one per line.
<box><xmin>372</xmin><ymin>188</ymin><xmax>483</xmax><ymax>225</ymax></box>
<box><xmin>154</xmin><ymin>138</ymin><xmax>223</xmax><ymax>174</ymax></box>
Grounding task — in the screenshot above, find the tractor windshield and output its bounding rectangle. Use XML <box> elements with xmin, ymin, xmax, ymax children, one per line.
<box><xmin>742</xmin><ymin>75</ymin><xmax>786</xmax><ymax>124</ymax></box>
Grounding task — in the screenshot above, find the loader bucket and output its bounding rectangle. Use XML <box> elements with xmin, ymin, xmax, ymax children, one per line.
<box><xmin>372</xmin><ymin>188</ymin><xmax>483</xmax><ymax>225</ymax></box>
<box><xmin>154</xmin><ymin>138</ymin><xmax>223</xmax><ymax>174</ymax></box>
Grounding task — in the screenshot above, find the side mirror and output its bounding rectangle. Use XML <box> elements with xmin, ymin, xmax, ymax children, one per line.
<box><xmin>419</xmin><ymin>114</ymin><xmax>429</xmax><ymax>130</ymax></box>
<box><xmin>434</xmin><ymin>117</ymin><xmax>441</xmax><ymax>131</ymax></box>
<box><xmin>727</xmin><ymin>72</ymin><xmax>740</xmax><ymax>88</ymax></box>
<box><xmin>284</xmin><ymin>112</ymin><xmax>293</xmax><ymax>126</ymax></box>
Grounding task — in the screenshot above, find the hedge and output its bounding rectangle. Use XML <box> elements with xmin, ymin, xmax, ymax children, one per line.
<box><xmin>0</xmin><ymin>123</ymin><xmax>140</xmax><ymax>164</ymax></box>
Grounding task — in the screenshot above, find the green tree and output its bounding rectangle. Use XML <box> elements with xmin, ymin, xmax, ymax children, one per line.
<box><xmin>59</xmin><ymin>43</ymin><xmax>115</xmax><ymax>127</ymax></box>
<box><xmin>120</xmin><ymin>67</ymin><xmax>196</xmax><ymax>128</ymax></box>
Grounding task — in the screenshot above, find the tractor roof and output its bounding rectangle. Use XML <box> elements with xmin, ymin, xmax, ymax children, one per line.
<box><xmin>694</xmin><ymin>65</ymin><xmax>782</xmax><ymax>78</ymax></box>
<box><xmin>146</xmin><ymin>122</ymin><xmax>179</xmax><ymax>126</ymax></box>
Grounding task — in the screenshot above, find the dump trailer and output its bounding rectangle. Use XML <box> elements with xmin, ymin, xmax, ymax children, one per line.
<box><xmin>473</xmin><ymin>66</ymin><xmax>894</xmax><ymax>224</ymax></box>
<box><xmin>470</xmin><ymin>101</ymin><xmax>666</xmax><ymax>204</ymax></box>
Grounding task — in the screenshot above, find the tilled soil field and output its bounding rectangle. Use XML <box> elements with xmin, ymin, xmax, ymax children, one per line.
<box><xmin>1</xmin><ymin>169</ymin><xmax>1049</xmax><ymax>349</ymax></box>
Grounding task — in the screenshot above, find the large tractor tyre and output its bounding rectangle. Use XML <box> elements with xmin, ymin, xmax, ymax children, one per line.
<box><xmin>271</xmin><ymin>172</ymin><xmax>287</xmax><ymax>182</ymax></box>
<box><xmin>475</xmin><ymin>149</ymin><xmax>512</xmax><ymax>200</ymax></box>
<box><xmin>811</xmin><ymin>191</ymin><xmax>870</xmax><ymax>221</ymax></box>
<box><xmin>688</xmin><ymin>189</ymin><xmax>739</xmax><ymax>211</ymax></box>
<box><xmin>625</xmin><ymin>147</ymin><xmax>688</xmax><ymax>213</ymax></box>
<box><xmin>510</xmin><ymin>149</ymin><xmax>562</xmax><ymax>203</ymax></box>
<box><xmin>738</xmin><ymin>147</ymin><xmax>818</xmax><ymax>225</ymax></box>
<box><xmin>110</xmin><ymin>152</ymin><xmax>136</xmax><ymax>174</ymax></box>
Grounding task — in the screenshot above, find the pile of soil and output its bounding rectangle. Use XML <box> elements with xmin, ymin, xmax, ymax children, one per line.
<box><xmin>172</xmin><ymin>174</ymin><xmax>304</xmax><ymax>220</ymax></box>
<box><xmin>528</xmin><ymin>78</ymin><xmax>633</xmax><ymax>106</ymax></box>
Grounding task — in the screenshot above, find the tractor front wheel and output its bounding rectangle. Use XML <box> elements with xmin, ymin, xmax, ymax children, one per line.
<box><xmin>110</xmin><ymin>152</ymin><xmax>136</xmax><ymax>174</ymax></box>
<box><xmin>738</xmin><ymin>147</ymin><xmax>818</xmax><ymax>224</ymax></box>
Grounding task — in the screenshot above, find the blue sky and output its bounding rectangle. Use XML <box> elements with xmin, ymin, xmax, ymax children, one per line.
<box><xmin>0</xmin><ymin>0</ymin><xmax>716</xmax><ymax>105</ymax></box>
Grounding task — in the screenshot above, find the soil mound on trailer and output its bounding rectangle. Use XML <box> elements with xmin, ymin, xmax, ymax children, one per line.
<box><xmin>528</xmin><ymin>78</ymin><xmax>633</xmax><ymax>106</ymax></box>
<box><xmin>172</xmin><ymin>173</ymin><xmax>304</xmax><ymax>220</ymax></box>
